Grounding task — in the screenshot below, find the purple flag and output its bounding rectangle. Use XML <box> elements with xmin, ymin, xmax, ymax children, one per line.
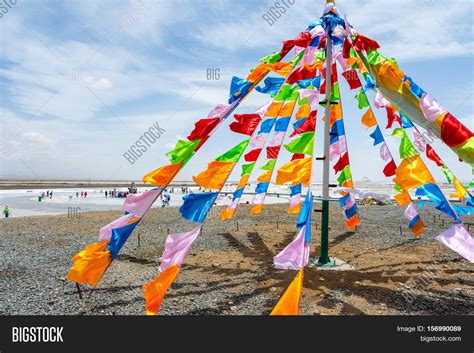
<box><xmin>159</xmin><ymin>226</ymin><xmax>201</xmax><ymax>272</ymax></box>
<box><xmin>436</xmin><ymin>224</ymin><xmax>474</xmax><ymax>263</ymax></box>
<box><xmin>122</xmin><ymin>189</ymin><xmax>162</xmax><ymax>218</ymax></box>
<box><xmin>273</xmin><ymin>225</ymin><xmax>310</xmax><ymax>270</ymax></box>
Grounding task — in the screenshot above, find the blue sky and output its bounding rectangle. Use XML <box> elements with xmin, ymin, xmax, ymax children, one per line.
<box><xmin>0</xmin><ymin>0</ymin><xmax>472</xmax><ymax>183</ymax></box>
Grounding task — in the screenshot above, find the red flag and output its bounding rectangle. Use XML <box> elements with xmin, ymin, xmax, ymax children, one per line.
<box><xmin>287</xmin><ymin>68</ymin><xmax>303</xmax><ymax>85</ymax></box>
<box><xmin>321</xmin><ymin>63</ymin><xmax>338</xmax><ymax>85</ymax></box>
<box><xmin>342</xmin><ymin>38</ymin><xmax>352</xmax><ymax>59</ymax></box>
<box><xmin>440</xmin><ymin>112</ymin><xmax>473</xmax><ymax>148</ymax></box>
<box><xmin>281</xmin><ymin>40</ymin><xmax>295</xmax><ymax>57</ymax></box>
<box><xmin>230</xmin><ymin>114</ymin><xmax>262</xmax><ymax>136</ymax></box>
<box><xmin>245</xmin><ymin>149</ymin><xmax>262</xmax><ymax>162</ymax></box>
<box><xmin>188</xmin><ymin>118</ymin><xmax>220</xmax><ymax>141</ymax></box>
<box><xmin>383</xmin><ymin>160</ymin><xmax>397</xmax><ymax>177</ymax></box>
<box><xmin>292</xmin><ymin>154</ymin><xmax>305</xmax><ymax>161</ymax></box>
<box><xmin>333</xmin><ymin>152</ymin><xmax>349</xmax><ymax>173</ymax></box>
<box><xmin>294</xmin><ymin>32</ymin><xmax>312</xmax><ymax>48</ymax></box>
<box><xmin>386</xmin><ymin>107</ymin><xmax>401</xmax><ymax>129</ymax></box>
<box><xmin>353</xmin><ymin>34</ymin><xmax>380</xmax><ymax>52</ymax></box>
<box><xmin>426</xmin><ymin>144</ymin><xmax>444</xmax><ymax>167</ymax></box>
<box><xmin>267</xmin><ymin>146</ymin><xmax>281</xmax><ymax>159</ymax></box>
<box><xmin>342</xmin><ymin>70</ymin><xmax>362</xmax><ymax>90</ymax></box>
<box><xmin>317</xmin><ymin>36</ymin><xmax>326</xmax><ymax>50</ymax></box>
<box><xmin>291</xmin><ymin>113</ymin><xmax>316</xmax><ymax>137</ymax></box>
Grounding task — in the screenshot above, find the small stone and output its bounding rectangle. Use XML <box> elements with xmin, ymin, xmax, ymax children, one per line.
<box><xmin>319</xmin><ymin>294</ymin><xmax>325</xmax><ymax>299</ymax></box>
<box><xmin>230</xmin><ymin>306</ymin><xmax>237</xmax><ymax>312</ymax></box>
<box><xmin>228</xmin><ymin>301</ymin><xmax>234</xmax><ymax>305</ymax></box>
<box><xmin>355</xmin><ymin>281</ymin><xmax>360</xmax><ymax>285</ymax></box>
<box><xmin>212</xmin><ymin>263</ymin><xmax>220</xmax><ymax>268</ymax></box>
<box><xmin>270</xmin><ymin>287</ymin><xmax>278</xmax><ymax>292</ymax></box>
<box><xmin>319</xmin><ymin>277</ymin><xmax>325</xmax><ymax>282</ymax></box>
<box><xmin>312</xmin><ymin>310</ymin><xmax>321</xmax><ymax>316</ymax></box>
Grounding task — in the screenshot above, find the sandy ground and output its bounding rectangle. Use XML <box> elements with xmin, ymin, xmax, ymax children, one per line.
<box><xmin>1</xmin><ymin>203</ymin><xmax>473</xmax><ymax>316</ymax></box>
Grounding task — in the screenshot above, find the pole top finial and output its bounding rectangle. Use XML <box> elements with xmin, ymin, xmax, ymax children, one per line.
<box><xmin>326</xmin><ymin>0</ymin><xmax>335</xmax><ymax>3</ymax></box>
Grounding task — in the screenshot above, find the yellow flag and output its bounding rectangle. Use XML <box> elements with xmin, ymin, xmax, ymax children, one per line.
<box><xmin>276</xmin><ymin>158</ymin><xmax>312</xmax><ymax>186</ymax></box>
<box><xmin>393</xmin><ymin>156</ymin><xmax>435</xmax><ymax>191</ymax></box>
<box><xmin>143</xmin><ymin>265</ymin><xmax>180</xmax><ymax>316</ymax></box>
<box><xmin>361</xmin><ymin>109</ymin><xmax>377</xmax><ymax>128</ymax></box>
<box><xmin>450</xmin><ymin>178</ymin><xmax>468</xmax><ymax>200</ymax></box>
<box><xmin>267</xmin><ymin>101</ymin><xmax>285</xmax><ymax>118</ymax></box>
<box><xmin>66</xmin><ymin>242</ymin><xmax>112</xmax><ymax>287</ymax></box>
<box><xmin>193</xmin><ymin>161</ymin><xmax>234</xmax><ymax>190</ymax></box>
<box><xmin>280</xmin><ymin>102</ymin><xmax>296</xmax><ymax>116</ymax></box>
<box><xmin>296</xmin><ymin>104</ymin><xmax>310</xmax><ymax>120</ymax></box>
<box><xmin>143</xmin><ymin>164</ymin><xmax>182</xmax><ymax>187</ymax></box>
<box><xmin>270</xmin><ymin>270</ymin><xmax>304</xmax><ymax>316</ymax></box>
<box><xmin>237</xmin><ymin>175</ymin><xmax>250</xmax><ymax>189</ymax></box>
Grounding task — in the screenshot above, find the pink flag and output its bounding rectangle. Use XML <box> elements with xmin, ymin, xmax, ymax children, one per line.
<box><xmin>413</xmin><ymin>130</ymin><xmax>427</xmax><ymax>152</ymax></box>
<box><xmin>208</xmin><ymin>101</ymin><xmax>238</xmax><ymax>119</ymax></box>
<box><xmin>250</xmin><ymin>134</ymin><xmax>267</xmax><ymax>149</ymax></box>
<box><xmin>159</xmin><ymin>226</ymin><xmax>201</xmax><ymax>272</ymax></box>
<box><xmin>252</xmin><ymin>193</ymin><xmax>266</xmax><ymax>206</ymax></box>
<box><xmin>419</xmin><ymin>93</ymin><xmax>447</xmax><ymax>122</ymax></box>
<box><xmin>379</xmin><ymin>142</ymin><xmax>391</xmax><ymax>162</ymax></box>
<box><xmin>404</xmin><ymin>203</ymin><xmax>418</xmax><ymax>222</ymax></box>
<box><xmin>274</xmin><ymin>226</ymin><xmax>310</xmax><ymax>270</ymax></box>
<box><xmin>302</xmin><ymin>46</ymin><xmax>318</xmax><ymax>65</ymax></box>
<box><xmin>334</xmin><ymin>51</ymin><xmax>348</xmax><ymax>70</ymax></box>
<box><xmin>122</xmin><ymin>189</ymin><xmax>162</xmax><ymax>218</ymax></box>
<box><xmin>298</xmin><ymin>89</ymin><xmax>319</xmax><ymax>108</ymax></box>
<box><xmin>436</xmin><ymin>224</ymin><xmax>474</xmax><ymax>263</ymax></box>
<box><xmin>289</xmin><ymin>194</ymin><xmax>301</xmax><ymax>209</ymax></box>
<box><xmin>256</xmin><ymin>101</ymin><xmax>273</xmax><ymax>118</ymax></box>
<box><xmin>99</xmin><ymin>213</ymin><xmax>135</xmax><ymax>242</ymax></box>
<box><xmin>374</xmin><ymin>90</ymin><xmax>390</xmax><ymax>109</ymax></box>
<box><xmin>329</xmin><ymin>139</ymin><xmax>347</xmax><ymax>161</ymax></box>
<box><xmin>269</xmin><ymin>132</ymin><xmax>285</xmax><ymax>146</ymax></box>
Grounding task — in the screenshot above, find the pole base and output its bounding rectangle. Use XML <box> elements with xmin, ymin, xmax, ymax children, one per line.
<box><xmin>310</xmin><ymin>257</ymin><xmax>355</xmax><ymax>271</ymax></box>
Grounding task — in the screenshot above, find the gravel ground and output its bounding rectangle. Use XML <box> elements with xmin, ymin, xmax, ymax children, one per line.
<box><xmin>1</xmin><ymin>203</ymin><xmax>473</xmax><ymax>316</ymax></box>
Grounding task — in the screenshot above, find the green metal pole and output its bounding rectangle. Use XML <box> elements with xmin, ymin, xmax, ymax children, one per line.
<box><xmin>318</xmin><ymin>24</ymin><xmax>332</xmax><ymax>265</ymax></box>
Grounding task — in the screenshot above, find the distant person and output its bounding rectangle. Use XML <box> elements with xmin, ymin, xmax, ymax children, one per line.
<box><xmin>76</xmin><ymin>192</ymin><xmax>79</xmax><ymax>198</ymax></box>
<box><xmin>46</xmin><ymin>191</ymin><xmax>50</xmax><ymax>198</ymax></box>
<box><xmin>3</xmin><ymin>205</ymin><xmax>9</xmax><ymax>218</ymax></box>
<box><xmin>105</xmin><ymin>191</ymin><xmax>108</xmax><ymax>198</ymax></box>
<box><xmin>81</xmin><ymin>191</ymin><xmax>84</xmax><ymax>198</ymax></box>
<box><xmin>84</xmin><ymin>191</ymin><xmax>88</xmax><ymax>198</ymax></box>
<box><xmin>50</xmin><ymin>191</ymin><xmax>53</xmax><ymax>199</ymax></box>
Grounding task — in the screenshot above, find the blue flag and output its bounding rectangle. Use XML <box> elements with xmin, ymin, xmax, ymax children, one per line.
<box><xmin>297</xmin><ymin>190</ymin><xmax>312</xmax><ymax>243</ymax></box>
<box><xmin>370</xmin><ymin>126</ymin><xmax>384</xmax><ymax>146</ymax></box>
<box><xmin>256</xmin><ymin>77</ymin><xmax>285</xmax><ymax>96</ymax></box>
<box><xmin>107</xmin><ymin>220</ymin><xmax>140</xmax><ymax>259</ymax></box>
<box><xmin>179</xmin><ymin>192</ymin><xmax>218</xmax><ymax>223</ymax></box>
<box><xmin>229</xmin><ymin>77</ymin><xmax>253</xmax><ymax>104</ymax></box>
<box><xmin>415</xmin><ymin>183</ymin><xmax>461</xmax><ymax>223</ymax></box>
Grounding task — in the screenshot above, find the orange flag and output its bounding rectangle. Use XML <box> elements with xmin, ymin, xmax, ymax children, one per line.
<box><xmin>394</xmin><ymin>190</ymin><xmax>411</xmax><ymax>207</ymax></box>
<box><xmin>258</xmin><ymin>171</ymin><xmax>273</xmax><ymax>183</ymax></box>
<box><xmin>237</xmin><ymin>175</ymin><xmax>250</xmax><ymax>189</ymax></box>
<box><xmin>280</xmin><ymin>102</ymin><xmax>297</xmax><ymax>116</ymax></box>
<box><xmin>361</xmin><ymin>109</ymin><xmax>377</xmax><ymax>128</ymax></box>
<box><xmin>193</xmin><ymin>161</ymin><xmax>234</xmax><ymax>190</ymax></box>
<box><xmin>143</xmin><ymin>164</ymin><xmax>182</xmax><ymax>187</ymax></box>
<box><xmin>250</xmin><ymin>204</ymin><xmax>264</xmax><ymax>215</ymax></box>
<box><xmin>267</xmin><ymin>101</ymin><xmax>285</xmax><ymax>117</ymax></box>
<box><xmin>296</xmin><ymin>104</ymin><xmax>310</xmax><ymax>120</ymax></box>
<box><xmin>66</xmin><ymin>242</ymin><xmax>112</xmax><ymax>287</ymax></box>
<box><xmin>393</xmin><ymin>156</ymin><xmax>435</xmax><ymax>191</ymax></box>
<box><xmin>143</xmin><ymin>265</ymin><xmax>180</xmax><ymax>316</ymax></box>
<box><xmin>221</xmin><ymin>207</ymin><xmax>236</xmax><ymax>221</ymax></box>
<box><xmin>276</xmin><ymin>158</ymin><xmax>312</xmax><ymax>186</ymax></box>
<box><xmin>270</xmin><ymin>270</ymin><xmax>304</xmax><ymax>316</ymax></box>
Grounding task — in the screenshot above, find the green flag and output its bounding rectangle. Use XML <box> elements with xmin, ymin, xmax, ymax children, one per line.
<box><xmin>284</xmin><ymin>132</ymin><xmax>315</xmax><ymax>156</ymax></box>
<box><xmin>261</xmin><ymin>159</ymin><xmax>276</xmax><ymax>171</ymax></box>
<box><xmin>216</xmin><ymin>139</ymin><xmax>250</xmax><ymax>163</ymax></box>
<box><xmin>367</xmin><ymin>50</ymin><xmax>386</xmax><ymax>65</ymax></box>
<box><xmin>241</xmin><ymin>162</ymin><xmax>255</xmax><ymax>176</ymax></box>
<box><xmin>275</xmin><ymin>84</ymin><xmax>299</xmax><ymax>102</ymax></box>
<box><xmin>441</xmin><ymin>165</ymin><xmax>454</xmax><ymax>184</ymax></box>
<box><xmin>355</xmin><ymin>89</ymin><xmax>370</xmax><ymax>110</ymax></box>
<box><xmin>337</xmin><ymin>166</ymin><xmax>352</xmax><ymax>186</ymax></box>
<box><xmin>392</xmin><ymin>128</ymin><xmax>418</xmax><ymax>159</ymax></box>
<box><xmin>289</xmin><ymin>50</ymin><xmax>305</xmax><ymax>67</ymax></box>
<box><xmin>314</xmin><ymin>50</ymin><xmax>326</xmax><ymax>62</ymax></box>
<box><xmin>167</xmin><ymin>139</ymin><xmax>201</xmax><ymax>165</ymax></box>
<box><xmin>260</xmin><ymin>52</ymin><xmax>282</xmax><ymax>64</ymax></box>
<box><xmin>331</xmin><ymin>82</ymin><xmax>341</xmax><ymax>102</ymax></box>
<box><xmin>466</xmin><ymin>181</ymin><xmax>474</xmax><ymax>189</ymax></box>
<box><xmin>394</xmin><ymin>184</ymin><xmax>403</xmax><ymax>193</ymax></box>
